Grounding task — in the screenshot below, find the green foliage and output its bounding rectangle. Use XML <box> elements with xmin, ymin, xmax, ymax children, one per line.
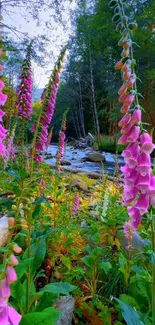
<box><xmin>19</xmin><ymin>307</ymin><xmax>60</xmax><ymax>325</ymax></box>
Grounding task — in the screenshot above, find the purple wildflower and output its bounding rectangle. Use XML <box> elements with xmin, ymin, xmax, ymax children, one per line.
<box><xmin>32</xmin><ymin>49</ymin><xmax>66</xmax><ymax>163</ymax></box>
<box><xmin>0</xmin><ymin>267</ymin><xmax>22</xmax><ymax>325</ymax></box>
<box><xmin>16</xmin><ymin>46</ymin><xmax>33</xmax><ymax>120</ymax></box>
<box><xmin>72</xmin><ymin>193</ymin><xmax>80</xmax><ymax>217</ymax></box>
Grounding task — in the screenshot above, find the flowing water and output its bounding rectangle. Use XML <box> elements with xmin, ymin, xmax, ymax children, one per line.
<box><xmin>45</xmin><ymin>144</ymin><xmax>125</xmax><ymax>176</ymax></box>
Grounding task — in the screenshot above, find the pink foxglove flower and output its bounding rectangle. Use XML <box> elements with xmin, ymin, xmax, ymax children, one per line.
<box><xmin>32</xmin><ymin>49</ymin><xmax>66</xmax><ymax>163</ymax></box>
<box><xmin>0</xmin><ymin>268</ymin><xmax>22</xmax><ymax>325</ymax></box>
<box><xmin>16</xmin><ymin>46</ymin><xmax>33</xmax><ymax>120</ymax></box>
<box><xmin>72</xmin><ymin>193</ymin><xmax>80</xmax><ymax>216</ymax></box>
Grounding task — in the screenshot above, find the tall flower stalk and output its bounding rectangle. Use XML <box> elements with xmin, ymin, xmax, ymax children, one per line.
<box><xmin>16</xmin><ymin>44</ymin><xmax>33</xmax><ymax>120</ymax></box>
<box><xmin>31</xmin><ymin>49</ymin><xmax>66</xmax><ymax>164</ymax></box>
<box><xmin>109</xmin><ymin>0</ymin><xmax>155</xmax><ymax>320</ymax></box>
<box><xmin>0</xmin><ymin>48</ymin><xmax>7</xmax><ymax>156</ymax></box>
<box><xmin>56</xmin><ymin>108</ymin><xmax>68</xmax><ymax>172</ymax></box>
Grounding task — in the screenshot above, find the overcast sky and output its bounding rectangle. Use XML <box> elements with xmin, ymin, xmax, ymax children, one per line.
<box><xmin>3</xmin><ymin>1</ymin><xmax>76</xmax><ymax>88</ymax></box>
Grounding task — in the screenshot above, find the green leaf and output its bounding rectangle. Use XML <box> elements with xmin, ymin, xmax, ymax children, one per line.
<box><xmin>100</xmin><ymin>261</ymin><xmax>112</xmax><ymax>275</ymax></box>
<box><xmin>41</xmin><ymin>282</ymin><xmax>77</xmax><ymax>295</ymax></box>
<box><xmin>35</xmin><ymin>292</ymin><xmax>58</xmax><ymax>312</ymax></box>
<box><xmin>19</xmin><ymin>307</ymin><xmax>60</xmax><ymax>325</ymax></box>
<box><xmin>115</xmin><ymin>298</ymin><xmax>145</xmax><ymax>325</ymax></box>
<box><xmin>33</xmin><ymin>240</ymin><xmax>46</xmax><ymax>273</ymax></box>
<box><xmin>119</xmin><ymin>294</ymin><xmax>138</xmax><ymax>309</ymax></box>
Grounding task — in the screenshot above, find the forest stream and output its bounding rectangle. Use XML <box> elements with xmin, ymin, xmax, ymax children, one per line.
<box><xmin>45</xmin><ymin>144</ymin><xmax>125</xmax><ymax>176</ymax></box>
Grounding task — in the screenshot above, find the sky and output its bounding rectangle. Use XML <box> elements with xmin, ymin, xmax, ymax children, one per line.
<box><xmin>2</xmin><ymin>1</ymin><xmax>76</xmax><ymax>88</ymax></box>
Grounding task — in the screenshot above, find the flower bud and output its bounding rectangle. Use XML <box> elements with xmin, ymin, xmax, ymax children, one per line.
<box><xmin>118</xmin><ymin>84</ymin><xmax>128</xmax><ymax>96</ymax></box>
<box><xmin>7</xmin><ymin>266</ymin><xmax>17</xmax><ymax>284</ymax></box>
<box><xmin>121</xmin><ymin>49</ymin><xmax>129</xmax><ymax>58</ymax></box>
<box><xmin>8</xmin><ymin>217</ymin><xmax>15</xmax><ymax>228</ymax></box>
<box><xmin>122</xmin><ymin>70</ymin><xmax>131</xmax><ymax>81</ymax></box>
<box><xmin>10</xmin><ymin>254</ymin><xmax>19</xmax><ymax>266</ymax></box>
<box><xmin>128</xmin><ymin>22</ymin><xmax>138</xmax><ymax>31</ymax></box>
<box><xmin>116</xmin><ymin>22</ymin><xmax>122</xmax><ymax>32</ymax></box>
<box><xmin>21</xmin><ymin>219</ymin><xmax>28</xmax><ymax>229</ymax></box>
<box><xmin>118</xmin><ymin>37</ymin><xmax>124</xmax><ymax>47</ymax></box>
<box><xmin>123</xmin><ymin>40</ymin><xmax>132</xmax><ymax>49</ymax></box>
<box><xmin>13</xmin><ymin>244</ymin><xmax>22</xmax><ymax>254</ymax></box>
<box><xmin>122</xmin><ymin>16</ymin><xmax>128</xmax><ymax>24</ymax></box>
<box><xmin>115</xmin><ymin>59</ymin><xmax>123</xmax><ymax>70</ymax></box>
<box><xmin>121</xmin><ymin>63</ymin><xmax>130</xmax><ymax>73</ymax></box>
<box><xmin>12</xmin><ymin>205</ymin><xmax>17</xmax><ymax>211</ymax></box>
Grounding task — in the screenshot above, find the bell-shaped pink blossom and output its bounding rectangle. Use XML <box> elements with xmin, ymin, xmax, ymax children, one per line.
<box><xmin>122</xmin><ymin>141</ymin><xmax>140</xmax><ymax>168</ymax></box>
<box><xmin>118</xmin><ymin>84</ymin><xmax>128</xmax><ymax>96</ymax></box>
<box><xmin>7</xmin><ymin>266</ymin><xmax>17</xmax><ymax>284</ymax></box>
<box><xmin>140</xmin><ymin>132</ymin><xmax>155</xmax><ymax>155</ymax></box>
<box><xmin>0</xmin><ymin>125</ymin><xmax>7</xmax><ymax>140</ymax></box>
<box><xmin>149</xmin><ymin>174</ymin><xmax>155</xmax><ymax>197</ymax></box>
<box><xmin>122</xmin><ymin>141</ymin><xmax>139</xmax><ymax>159</ymax></box>
<box><xmin>131</xmin><ymin>109</ymin><xmax>141</xmax><ymax>124</ymax></box>
<box><xmin>119</xmin><ymin>93</ymin><xmax>129</xmax><ymax>103</ymax></box>
<box><xmin>0</xmin><ymin>278</ymin><xmax>10</xmax><ymax>299</ymax></box>
<box><xmin>123</xmin><ymin>186</ymin><xmax>139</xmax><ymax>204</ymax></box>
<box><xmin>119</xmin><ymin>113</ymin><xmax>131</xmax><ymax>128</ymax></box>
<box><xmin>125</xmin><ymin>169</ymin><xmax>138</xmax><ymax>188</ymax></box>
<box><xmin>127</xmin><ymin>126</ymin><xmax>140</xmax><ymax>143</ymax></box>
<box><xmin>118</xmin><ymin>134</ymin><xmax>128</xmax><ymax>145</ymax></box>
<box><xmin>136</xmin><ymin>173</ymin><xmax>151</xmax><ymax>193</ymax></box>
<box><xmin>8</xmin><ymin>306</ymin><xmax>22</xmax><ymax>325</ymax></box>
<box><xmin>128</xmin><ymin>206</ymin><xmax>142</xmax><ymax>227</ymax></box>
<box><xmin>124</xmin><ymin>94</ymin><xmax>135</xmax><ymax>106</ymax></box>
<box><xmin>121</xmin><ymin>104</ymin><xmax>131</xmax><ymax>114</ymax></box>
<box><xmin>121</xmin><ymin>122</ymin><xmax>133</xmax><ymax>135</ymax></box>
<box><xmin>122</xmin><ymin>70</ymin><xmax>131</xmax><ymax>81</ymax></box>
<box><xmin>0</xmin><ymin>92</ymin><xmax>7</xmax><ymax>106</ymax></box>
<box><xmin>127</xmin><ymin>77</ymin><xmax>136</xmax><ymax>88</ymax></box>
<box><xmin>0</xmin><ymin>109</ymin><xmax>5</xmax><ymax>122</ymax></box>
<box><xmin>134</xmin><ymin>193</ymin><xmax>150</xmax><ymax>215</ymax></box>
<box><xmin>121</xmin><ymin>164</ymin><xmax>133</xmax><ymax>177</ymax></box>
<box><xmin>137</xmin><ymin>152</ymin><xmax>151</xmax><ymax>176</ymax></box>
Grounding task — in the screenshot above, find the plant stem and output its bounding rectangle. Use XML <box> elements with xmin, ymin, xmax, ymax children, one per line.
<box><xmin>151</xmin><ymin>209</ymin><xmax>155</xmax><ymax>324</ymax></box>
<box><xmin>21</xmin><ymin>118</ymin><xmax>25</xmax><ymax>169</ymax></box>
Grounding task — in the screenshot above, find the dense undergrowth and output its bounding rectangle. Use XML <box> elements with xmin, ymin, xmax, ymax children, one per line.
<box><xmin>0</xmin><ymin>158</ymin><xmax>153</xmax><ymax>324</ymax></box>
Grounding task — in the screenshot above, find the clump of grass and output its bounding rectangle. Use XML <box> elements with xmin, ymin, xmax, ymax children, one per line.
<box><xmin>94</xmin><ymin>135</ymin><xmax>126</xmax><ymax>153</ymax></box>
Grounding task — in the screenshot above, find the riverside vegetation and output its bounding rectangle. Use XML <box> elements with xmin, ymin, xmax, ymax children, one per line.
<box><xmin>0</xmin><ymin>0</ymin><xmax>155</xmax><ymax>325</ymax></box>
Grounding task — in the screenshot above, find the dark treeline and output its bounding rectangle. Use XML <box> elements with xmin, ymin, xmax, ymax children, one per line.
<box><xmin>54</xmin><ymin>0</ymin><xmax>155</xmax><ymax>142</ymax></box>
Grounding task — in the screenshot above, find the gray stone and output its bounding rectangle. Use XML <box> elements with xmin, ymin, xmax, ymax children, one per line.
<box><xmin>0</xmin><ymin>216</ymin><xmax>9</xmax><ymax>247</ymax></box>
<box><xmin>81</xmin><ymin>221</ymin><xmax>88</xmax><ymax>228</ymax></box>
<box><xmin>83</xmin><ymin>152</ymin><xmax>105</xmax><ymax>163</ymax></box>
<box><xmin>54</xmin><ymin>296</ymin><xmax>75</xmax><ymax>325</ymax></box>
<box><xmin>71</xmin><ymin>179</ymin><xmax>88</xmax><ymax>191</ymax></box>
<box><xmin>117</xmin><ymin>230</ymin><xmax>145</xmax><ymax>254</ymax></box>
<box><xmin>61</xmin><ymin>160</ymin><xmax>71</xmax><ymax>166</ymax></box>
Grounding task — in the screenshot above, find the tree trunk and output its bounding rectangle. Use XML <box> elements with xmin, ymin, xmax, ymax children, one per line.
<box><xmin>78</xmin><ymin>78</ymin><xmax>86</xmax><ymax>138</ymax></box>
<box><xmin>89</xmin><ymin>50</ymin><xmax>100</xmax><ymax>145</ymax></box>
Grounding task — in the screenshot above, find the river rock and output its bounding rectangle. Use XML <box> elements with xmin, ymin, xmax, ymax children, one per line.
<box><xmin>61</xmin><ymin>160</ymin><xmax>71</xmax><ymax>166</ymax></box>
<box><xmin>0</xmin><ymin>216</ymin><xmax>9</xmax><ymax>247</ymax></box>
<box><xmin>54</xmin><ymin>296</ymin><xmax>75</xmax><ymax>325</ymax></box>
<box><xmin>117</xmin><ymin>230</ymin><xmax>145</xmax><ymax>254</ymax></box>
<box><xmin>71</xmin><ymin>179</ymin><xmax>88</xmax><ymax>191</ymax></box>
<box><xmin>83</xmin><ymin>152</ymin><xmax>105</xmax><ymax>163</ymax></box>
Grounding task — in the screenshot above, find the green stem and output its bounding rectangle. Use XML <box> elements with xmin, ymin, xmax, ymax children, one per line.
<box><xmin>151</xmin><ymin>209</ymin><xmax>155</xmax><ymax>324</ymax></box>
<box><xmin>21</xmin><ymin>118</ymin><xmax>25</xmax><ymax>169</ymax></box>
<box><xmin>30</xmin><ymin>108</ymin><xmax>43</xmax><ymax>180</ymax></box>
